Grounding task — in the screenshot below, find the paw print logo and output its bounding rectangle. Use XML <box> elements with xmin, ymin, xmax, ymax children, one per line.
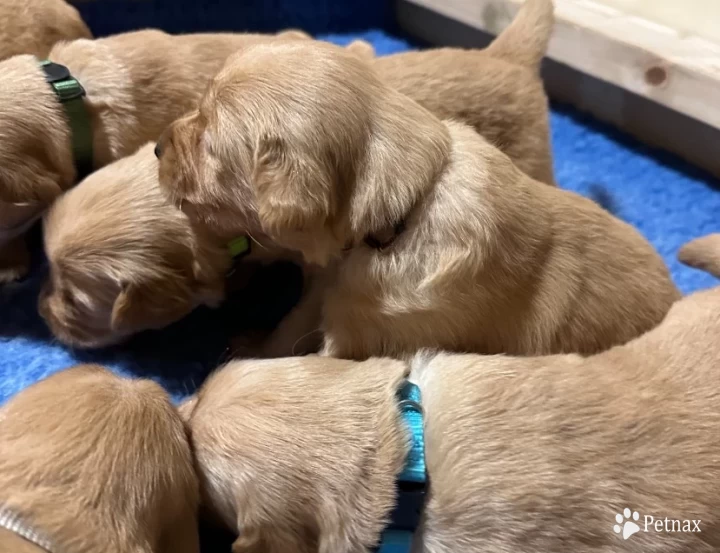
<box><xmin>614</xmin><ymin>508</ymin><xmax>641</xmax><ymax>540</ymax></box>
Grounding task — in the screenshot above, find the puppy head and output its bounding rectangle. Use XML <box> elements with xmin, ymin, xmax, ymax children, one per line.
<box><xmin>157</xmin><ymin>41</ymin><xmax>449</xmax><ymax>266</ymax></box>
<box><xmin>40</xmin><ymin>144</ymin><xmax>229</xmax><ymax>348</ymax></box>
<box><xmin>185</xmin><ymin>356</ymin><xmax>410</xmax><ymax>553</ymax></box>
<box><xmin>0</xmin><ymin>365</ymin><xmax>200</xmax><ymax>553</ymax></box>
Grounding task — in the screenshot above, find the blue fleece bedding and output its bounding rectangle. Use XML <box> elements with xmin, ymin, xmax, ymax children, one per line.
<box><xmin>1</xmin><ymin>29</ymin><xmax>719</xmax><ymax>410</ymax></box>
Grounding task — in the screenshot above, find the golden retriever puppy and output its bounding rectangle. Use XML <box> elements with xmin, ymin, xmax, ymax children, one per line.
<box><xmin>0</xmin><ymin>365</ymin><xmax>200</xmax><ymax>553</ymax></box>
<box><xmin>0</xmin><ymin>0</ymin><xmax>91</xmax><ymax>60</ymax></box>
<box><xmin>157</xmin><ymin>40</ymin><xmax>679</xmax><ymax>359</ymax></box>
<box><xmin>40</xmin><ymin>144</ymin><xmax>229</xmax><ymax>348</ymax></box>
<box><xmin>0</xmin><ymin>27</ymin><xmax>310</xmax><ymax>283</ymax></box>
<box><xmin>376</xmin><ymin>0</ymin><xmax>556</xmax><ymax>186</ymax></box>
<box><xmin>181</xmin><ymin>264</ymin><xmax>720</xmax><ymax>553</ymax></box>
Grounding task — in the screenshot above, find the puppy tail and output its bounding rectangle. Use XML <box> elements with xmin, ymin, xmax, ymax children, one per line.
<box><xmin>678</xmin><ymin>234</ymin><xmax>720</xmax><ymax>279</ymax></box>
<box><xmin>485</xmin><ymin>0</ymin><xmax>555</xmax><ymax>71</ymax></box>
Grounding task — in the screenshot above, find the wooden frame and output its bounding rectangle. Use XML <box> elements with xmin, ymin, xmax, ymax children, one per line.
<box><xmin>397</xmin><ymin>0</ymin><xmax>720</xmax><ymax>178</ymax></box>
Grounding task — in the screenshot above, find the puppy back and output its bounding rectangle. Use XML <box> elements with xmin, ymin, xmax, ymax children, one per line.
<box><xmin>0</xmin><ymin>365</ymin><xmax>199</xmax><ymax>553</ymax></box>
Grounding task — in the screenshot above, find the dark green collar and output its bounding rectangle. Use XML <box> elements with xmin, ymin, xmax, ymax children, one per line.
<box><xmin>228</xmin><ymin>236</ymin><xmax>250</xmax><ymax>259</ymax></box>
<box><xmin>40</xmin><ymin>60</ymin><xmax>94</xmax><ymax>180</ymax></box>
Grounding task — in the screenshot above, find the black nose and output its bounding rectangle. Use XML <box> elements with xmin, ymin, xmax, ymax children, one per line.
<box><xmin>154</xmin><ymin>142</ymin><xmax>162</xmax><ymax>159</ymax></box>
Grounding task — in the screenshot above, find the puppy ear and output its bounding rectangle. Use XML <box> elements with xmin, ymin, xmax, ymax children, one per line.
<box><xmin>110</xmin><ymin>277</ymin><xmax>194</xmax><ymax>335</ymax></box>
<box><xmin>253</xmin><ymin>135</ymin><xmax>341</xmax><ymax>266</ymax></box>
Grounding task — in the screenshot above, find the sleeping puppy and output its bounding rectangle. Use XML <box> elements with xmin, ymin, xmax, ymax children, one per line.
<box><xmin>180</xmin><ymin>256</ymin><xmax>720</xmax><ymax>553</ymax></box>
<box><xmin>39</xmin><ymin>144</ymin><xmax>230</xmax><ymax>348</ymax></box>
<box><xmin>0</xmin><ymin>0</ymin><xmax>91</xmax><ymax>60</ymax></box>
<box><xmin>0</xmin><ymin>27</ymin><xmax>310</xmax><ymax>283</ymax></box>
<box><xmin>157</xmin><ymin>40</ymin><xmax>679</xmax><ymax>359</ymax></box>
<box><xmin>0</xmin><ymin>365</ymin><xmax>200</xmax><ymax>553</ymax></box>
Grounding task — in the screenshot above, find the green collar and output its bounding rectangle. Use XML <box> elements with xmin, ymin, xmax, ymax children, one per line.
<box><xmin>40</xmin><ymin>60</ymin><xmax>94</xmax><ymax>180</ymax></box>
<box><xmin>228</xmin><ymin>236</ymin><xmax>250</xmax><ymax>258</ymax></box>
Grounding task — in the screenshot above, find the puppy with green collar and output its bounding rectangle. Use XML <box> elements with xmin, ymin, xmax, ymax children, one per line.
<box><xmin>0</xmin><ymin>27</ymin><xmax>312</xmax><ymax>283</ymax></box>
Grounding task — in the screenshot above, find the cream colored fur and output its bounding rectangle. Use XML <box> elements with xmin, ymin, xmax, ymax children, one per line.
<box><xmin>0</xmin><ymin>0</ymin><xmax>91</xmax><ymax>61</ymax></box>
<box><xmin>158</xmin><ymin>40</ymin><xmax>679</xmax><ymax>359</ymax></box>
<box><xmin>182</xmin><ymin>252</ymin><xmax>720</xmax><ymax>552</ymax></box>
<box><xmin>0</xmin><ymin>365</ymin><xmax>200</xmax><ymax>553</ymax></box>
<box><xmin>0</xmin><ymin>27</ymin><xmax>311</xmax><ymax>282</ymax></box>
<box><xmin>40</xmin><ymin>143</ymin><xmax>229</xmax><ymax>348</ymax></box>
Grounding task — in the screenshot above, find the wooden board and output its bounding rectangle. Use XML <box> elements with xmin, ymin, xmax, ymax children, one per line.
<box><xmin>396</xmin><ymin>0</ymin><xmax>720</xmax><ymax>177</ymax></box>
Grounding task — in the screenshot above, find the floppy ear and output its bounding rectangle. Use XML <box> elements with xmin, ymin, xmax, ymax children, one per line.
<box><xmin>110</xmin><ymin>277</ymin><xmax>195</xmax><ymax>335</ymax></box>
<box><xmin>252</xmin><ymin>135</ymin><xmax>342</xmax><ymax>266</ymax></box>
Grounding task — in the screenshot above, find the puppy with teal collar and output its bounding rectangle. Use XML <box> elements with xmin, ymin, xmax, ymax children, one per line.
<box><xmin>181</xmin><ymin>260</ymin><xmax>720</xmax><ymax>553</ymax></box>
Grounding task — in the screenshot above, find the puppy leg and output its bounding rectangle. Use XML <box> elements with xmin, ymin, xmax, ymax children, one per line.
<box><xmin>233</xmin><ymin>266</ymin><xmax>325</xmax><ymax>358</ymax></box>
<box><xmin>0</xmin><ymin>236</ymin><xmax>30</xmax><ymax>283</ymax></box>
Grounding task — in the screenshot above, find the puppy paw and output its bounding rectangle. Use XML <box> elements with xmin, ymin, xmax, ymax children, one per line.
<box><xmin>0</xmin><ymin>238</ymin><xmax>30</xmax><ymax>283</ymax></box>
<box><xmin>0</xmin><ymin>264</ymin><xmax>29</xmax><ymax>283</ymax></box>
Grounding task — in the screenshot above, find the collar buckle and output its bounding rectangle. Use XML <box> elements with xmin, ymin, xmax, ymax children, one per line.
<box><xmin>39</xmin><ymin>60</ymin><xmax>93</xmax><ymax>180</ymax></box>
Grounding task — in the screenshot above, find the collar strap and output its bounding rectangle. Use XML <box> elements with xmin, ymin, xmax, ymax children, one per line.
<box><xmin>376</xmin><ymin>381</ymin><xmax>427</xmax><ymax>553</ymax></box>
<box><xmin>40</xmin><ymin>60</ymin><xmax>94</xmax><ymax>180</ymax></box>
<box><xmin>225</xmin><ymin>236</ymin><xmax>252</xmax><ymax>277</ymax></box>
<box><xmin>228</xmin><ymin>236</ymin><xmax>250</xmax><ymax>259</ymax></box>
<box><xmin>0</xmin><ymin>507</ymin><xmax>54</xmax><ymax>552</ymax></box>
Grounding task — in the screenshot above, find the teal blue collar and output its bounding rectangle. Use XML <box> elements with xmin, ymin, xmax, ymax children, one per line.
<box><xmin>376</xmin><ymin>381</ymin><xmax>427</xmax><ymax>553</ymax></box>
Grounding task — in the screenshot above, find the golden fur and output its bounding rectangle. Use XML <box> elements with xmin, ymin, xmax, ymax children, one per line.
<box><xmin>157</xmin><ymin>39</ymin><xmax>679</xmax><ymax>359</ymax></box>
<box><xmin>182</xmin><ymin>249</ymin><xmax>720</xmax><ymax>552</ymax></box>
<box><xmin>44</xmin><ymin>0</ymin><xmax>556</xmax><ymax>346</ymax></box>
<box><xmin>40</xmin><ymin>143</ymin><xmax>229</xmax><ymax>348</ymax></box>
<box><xmin>678</xmin><ymin>233</ymin><xmax>720</xmax><ymax>278</ymax></box>
<box><xmin>0</xmin><ymin>27</ymin><xmax>311</xmax><ymax>282</ymax></box>
<box><xmin>0</xmin><ymin>365</ymin><xmax>200</xmax><ymax>553</ymax></box>
<box><xmin>0</xmin><ymin>0</ymin><xmax>91</xmax><ymax>61</ymax></box>
<box><xmin>374</xmin><ymin>0</ymin><xmax>556</xmax><ymax>186</ymax></box>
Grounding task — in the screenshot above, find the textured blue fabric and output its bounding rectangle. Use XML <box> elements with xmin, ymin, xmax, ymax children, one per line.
<box><xmin>1</xmin><ymin>30</ymin><xmax>719</xmax><ymax>411</ymax></box>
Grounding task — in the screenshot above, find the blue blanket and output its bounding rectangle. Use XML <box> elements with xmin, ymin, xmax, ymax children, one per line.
<box><xmin>1</xmin><ymin>29</ymin><xmax>719</xmax><ymax>409</ymax></box>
